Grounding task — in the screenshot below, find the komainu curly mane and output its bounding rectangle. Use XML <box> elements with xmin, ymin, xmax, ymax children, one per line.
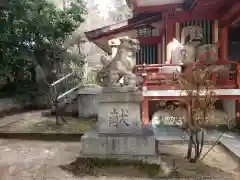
<box><xmin>96</xmin><ymin>37</ymin><xmax>140</xmax><ymax>87</ymax></box>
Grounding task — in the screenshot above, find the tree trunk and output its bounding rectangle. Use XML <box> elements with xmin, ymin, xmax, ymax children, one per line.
<box><xmin>187</xmin><ymin>132</ymin><xmax>193</xmax><ymax>159</ymax></box>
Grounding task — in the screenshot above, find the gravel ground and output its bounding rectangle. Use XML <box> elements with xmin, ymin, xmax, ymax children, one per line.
<box><xmin>0</xmin><ymin>139</ymin><xmax>239</xmax><ymax>180</ymax></box>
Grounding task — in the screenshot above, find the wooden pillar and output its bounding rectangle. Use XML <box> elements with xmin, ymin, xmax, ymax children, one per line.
<box><xmin>142</xmin><ymin>71</ymin><xmax>149</xmax><ymax>125</ymax></box>
<box><xmin>175</xmin><ymin>22</ymin><xmax>180</xmax><ymax>42</ymax></box>
<box><xmin>236</xmin><ymin>65</ymin><xmax>240</xmax><ymax>127</ymax></box>
<box><xmin>219</xmin><ymin>27</ymin><xmax>228</xmax><ymax>61</ymax></box>
<box><xmin>166</xmin><ymin>22</ymin><xmax>175</xmax><ymax>64</ymax></box>
<box><xmin>162</xmin><ymin>35</ymin><xmax>166</xmax><ymax>63</ymax></box>
<box><xmin>237</xmin><ymin>64</ymin><xmax>240</xmax><ymax>87</ymax></box>
<box><xmin>158</xmin><ymin>28</ymin><xmax>162</xmax><ymax>64</ymax></box>
<box><xmin>213</xmin><ymin>20</ymin><xmax>219</xmax><ymax>43</ymax></box>
<box><xmin>142</xmin><ymin>98</ymin><xmax>149</xmax><ymax>125</ymax></box>
<box><xmin>236</xmin><ymin>98</ymin><xmax>240</xmax><ymax>128</ymax></box>
<box><xmin>158</xmin><ymin>43</ymin><xmax>162</xmax><ymax>64</ymax></box>
<box><xmin>212</xmin><ymin>20</ymin><xmax>219</xmax><ymax>61</ymax></box>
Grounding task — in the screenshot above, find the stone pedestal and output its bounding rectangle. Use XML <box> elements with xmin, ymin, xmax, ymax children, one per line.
<box><xmin>80</xmin><ymin>87</ymin><xmax>156</xmax><ymax>157</ymax></box>
<box><xmin>77</xmin><ymin>86</ymin><xmax>102</xmax><ymax>118</ymax></box>
<box><xmin>97</xmin><ymin>87</ymin><xmax>142</xmax><ymax>134</ymax></box>
<box><xmin>81</xmin><ymin>132</ymin><xmax>156</xmax><ymax>157</ymax></box>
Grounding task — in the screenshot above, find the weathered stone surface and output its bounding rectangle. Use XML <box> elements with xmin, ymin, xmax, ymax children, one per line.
<box><xmin>97</xmin><ymin>102</ymin><xmax>141</xmax><ymax>132</ymax></box>
<box><xmin>80</xmin><ymin>87</ymin><xmax>155</xmax><ymax>158</ymax></box>
<box><xmin>95</xmin><ymin>37</ymin><xmax>140</xmax><ymax>87</ymax></box>
<box><xmin>196</xmin><ymin>44</ymin><xmax>219</xmax><ymax>62</ymax></box>
<box><xmin>181</xmin><ymin>26</ymin><xmax>203</xmax><ymax>46</ymax></box>
<box><xmin>80</xmin><ymin>132</ymin><xmax>156</xmax><ymax>157</ymax></box>
<box><xmin>78</xmin><ymin>86</ymin><xmax>102</xmax><ymax>94</ymax></box>
<box><xmin>97</xmin><ymin>90</ymin><xmax>142</xmax><ymax>133</ymax></box>
<box><xmin>101</xmin><ymin>86</ymin><xmax>139</xmax><ymax>93</ymax></box>
<box><xmin>97</xmin><ymin>90</ymin><xmax>142</xmax><ymax>102</ymax></box>
<box><xmin>77</xmin><ymin>87</ymin><xmax>102</xmax><ymax>118</ymax></box>
<box><xmin>97</xmin><ymin>126</ymin><xmax>154</xmax><ymax>136</ymax></box>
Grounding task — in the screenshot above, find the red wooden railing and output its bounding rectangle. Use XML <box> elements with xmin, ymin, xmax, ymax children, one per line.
<box><xmin>136</xmin><ymin>60</ymin><xmax>238</xmax><ymax>90</ymax></box>
<box><xmin>136</xmin><ymin>60</ymin><xmax>239</xmax><ymax>125</ymax></box>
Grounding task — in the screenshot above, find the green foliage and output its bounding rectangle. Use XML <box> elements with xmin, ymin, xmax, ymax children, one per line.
<box><xmin>0</xmin><ymin>0</ymin><xmax>86</xmax><ymax>80</ymax></box>
<box><xmin>0</xmin><ymin>0</ymin><xmax>86</xmax><ymax>101</ymax></box>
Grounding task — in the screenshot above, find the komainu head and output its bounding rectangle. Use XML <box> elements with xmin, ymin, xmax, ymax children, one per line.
<box><xmin>119</xmin><ymin>37</ymin><xmax>140</xmax><ymax>53</ymax></box>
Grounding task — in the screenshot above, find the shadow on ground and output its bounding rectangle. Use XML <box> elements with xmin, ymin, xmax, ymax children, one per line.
<box><xmin>160</xmin><ymin>145</ymin><xmax>238</xmax><ymax>179</ymax></box>
<box><xmin>59</xmin><ymin>157</ymin><xmax>162</xmax><ymax>178</ymax></box>
<box><xmin>60</xmin><ymin>145</ymin><xmax>238</xmax><ymax>179</ymax></box>
<box><xmin>0</xmin><ymin>111</ymin><xmax>97</xmax><ymax>141</ymax></box>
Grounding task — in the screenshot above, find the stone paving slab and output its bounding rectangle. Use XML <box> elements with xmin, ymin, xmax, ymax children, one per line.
<box><xmin>155</xmin><ymin>129</ymin><xmax>222</xmax><ymax>144</ymax></box>
<box><xmin>220</xmin><ymin>132</ymin><xmax>240</xmax><ymax>160</ymax></box>
<box><xmin>155</xmin><ymin>129</ymin><xmax>240</xmax><ymax>159</ymax></box>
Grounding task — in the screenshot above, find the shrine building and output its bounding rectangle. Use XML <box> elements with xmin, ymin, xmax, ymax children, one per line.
<box><xmin>85</xmin><ymin>0</ymin><xmax>240</xmax><ymax>128</ymax></box>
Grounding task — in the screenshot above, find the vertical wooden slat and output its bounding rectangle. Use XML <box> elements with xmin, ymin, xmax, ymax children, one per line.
<box><xmin>214</xmin><ymin>20</ymin><xmax>218</xmax><ymax>43</ymax></box>
<box><xmin>143</xmin><ymin>46</ymin><xmax>145</xmax><ymax>64</ymax></box>
<box><xmin>204</xmin><ymin>20</ymin><xmax>206</xmax><ymax>44</ymax></box>
<box><xmin>142</xmin><ymin>98</ymin><xmax>149</xmax><ymax>125</ymax></box>
<box><xmin>151</xmin><ymin>45</ymin><xmax>154</xmax><ymax>64</ymax></box>
<box><xmin>206</xmin><ymin>20</ymin><xmax>209</xmax><ymax>44</ymax></box>
<box><xmin>136</xmin><ymin>44</ymin><xmax>158</xmax><ymax>64</ymax></box>
<box><xmin>158</xmin><ymin>43</ymin><xmax>161</xmax><ymax>64</ymax></box>
<box><xmin>156</xmin><ymin>44</ymin><xmax>158</xmax><ymax>64</ymax></box>
<box><xmin>140</xmin><ymin>46</ymin><xmax>142</xmax><ymax>64</ymax></box>
<box><xmin>145</xmin><ymin>45</ymin><xmax>148</xmax><ymax>64</ymax></box>
<box><xmin>162</xmin><ymin>35</ymin><xmax>166</xmax><ymax>63</ymax></box>
<box><xmin>146</xmin><ymin>45</ymin><xmax>149</xmax><ymax>64</ymax></box>
<box><xmin>208</xmin><ymin>20</ymin><xmax>211</xmax><ymax>44</ymax></box>
<box><xmin>146</xmin><ymin>45</ymin><xmax>148</xmax><ymax>64</ymax></box>
<box><xmin>149</xmin><ymin>45</ymin><xmax>152</xmax><ymax>64</ymax></box>
<box><xmin>147</xmin><ymin>45</ymin><xmax>149</xmax><ymax>64</ymax></box>
<box><xmin>149</xmin><ymin>45</ymin><xmax>151</xmax><ymax>64</ymax></box>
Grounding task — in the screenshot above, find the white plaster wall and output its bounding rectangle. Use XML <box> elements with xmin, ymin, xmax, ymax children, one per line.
<box><xmin>223</xmin><ymin>100</ymin><xmax>236</xmax><ymax>119</ymax></box>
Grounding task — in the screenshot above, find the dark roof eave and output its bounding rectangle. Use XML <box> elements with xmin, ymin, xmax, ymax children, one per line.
<box><xmin>84</xmin><ymin>13</ymin><xmax>162</xmax><ymax>41</ymax></box>
<box><xmin>95</xmin><ymin>41</ymin><xmax>111</xmax><ymax>54</ymax></box>
<box><xmin>182</xmin><ymin>0</ymin><xmax>197</xmax><ymax>11</ymax></box>
<box><xmin>84</xmin><ymin>20</ymin><xmax>128</xmax><ymax>41</ymax></box>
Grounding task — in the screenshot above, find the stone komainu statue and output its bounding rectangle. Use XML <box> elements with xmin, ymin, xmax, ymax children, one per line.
<box><xmin>181</xmin><ymin>26</ymin><xmax>203</xmax><ymax>46</ymax></box>
<box><xmin>171</xmin><ymin>26</ymin><xmax>203</xmax><ymax>64</ymax></box>
<box><xmin>96</xmin><ymin>37</ymin><xmax>140</xmax><ymax>87</ymax></box>
<box><xmin>172</xmin><ymin>25</ymin><xmax>221</xmax><ymax>64</ymax></box>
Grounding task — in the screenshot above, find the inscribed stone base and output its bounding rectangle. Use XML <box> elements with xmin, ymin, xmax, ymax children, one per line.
<box><xmin>80</xmin><ymin>131</ymin><xmax>156</xmax><ymax>157</ymax></box>
<box><xmin>97</xmin><ymin>89</ymin><xmax>142</xmax><ymax>134</ymax></box>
